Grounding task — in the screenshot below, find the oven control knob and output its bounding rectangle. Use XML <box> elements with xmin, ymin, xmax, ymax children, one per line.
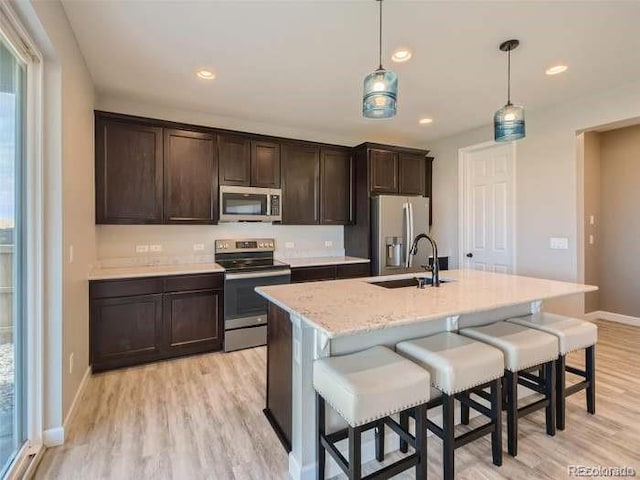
<box><xmin>268</xmin><ymin>242</ymin><xmax>274</xmax><ymax>248</ymax></box>
<box><xmin>259</xmin><ymin>243</ymin><xmax>264</xmax><ymax>248</ymax></box>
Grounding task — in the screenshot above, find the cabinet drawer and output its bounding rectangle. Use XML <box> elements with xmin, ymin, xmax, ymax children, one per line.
<box><xmin>90</xmin><ymin>277</ymin><xmax>164</xmax><ymax>299</ymax></box>
<box><xmin>164</xmin><ymin>273</ymin><xmax>224</xmax><ymax>293</ymax></box>
<box><xmin>290</xmin><ymin>265</ymin><xmax>336</xmax><ymax>283</ymax></box>
<box><xmin>336</xmin><ymin>262</ymin><xmax>370</xmax><ymax>279</ymax></box>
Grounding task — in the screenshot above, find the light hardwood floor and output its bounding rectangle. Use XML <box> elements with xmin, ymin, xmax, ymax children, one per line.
<box><xmin>35</xmin><ymin>320</ymin><xmax>639</xmax><ymax>479</ymax></box>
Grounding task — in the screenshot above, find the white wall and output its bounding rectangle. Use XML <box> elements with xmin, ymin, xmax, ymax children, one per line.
<box><xmin>97</xmin><ymin>224</ymin><xmax>344</xmax><ymax>265</ymax></box>
<box><xmin>429</xmin><ymin>79</ymin><xmax>640</xmax><ymax>316</ymax></box>
<box><xmin>16</xmin><ymin>0</ymin><xmax>95</xmax><ymax>436</ymax></box>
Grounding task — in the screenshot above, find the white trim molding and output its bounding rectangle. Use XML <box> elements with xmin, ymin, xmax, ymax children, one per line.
<box><xmin>584</xmin><ymin>310</ymin><xmax>640</xmax><ymax>327</ymax></box>
<box><xmin>63</xmin><ymin>366</ymin><xmax>91</xmax><ymax>429</ymax></box>
<box><xmin>42</xmin><ymin>428</ymin><xmax>64</xmax><ymax>448</ymax></box>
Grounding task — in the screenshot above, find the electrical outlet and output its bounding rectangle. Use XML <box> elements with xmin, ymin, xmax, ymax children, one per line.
<box><xmin>324</xmin><ymin>240</ymin><xmax>333</xmax><ymax>247</ymax></box>
<box><xmin>69</xmin><ymin>352</ymin><xmax>74</xmax><ymax>375</ymax></box>
<box><xmin>193</xmin><ymin>243</ymin><xmax>205</xmax><ymax>251</ymax></box>
<box><xmin>136</xmin><ymin>245</ymin><xmax>149</xmax><ymax>253</ymax></box>
<box><xmin>285</xmin><ymin>242</ymin><xmax>295</xmax><ymax>249</ymax></box>
<box><xmin>69</xmin><ymin>245</ymin><xmax>74</xmax><ymax>264</ymax></box>
<box><xmin>150</xmin><ymin>244</ymin><xmax>162</xmax><ymax>253</ymax></box>
<box><xmin>550</xmin><ymin>237</ymin><xmax>569</xmax><ymax>250</ymax></box>
<box><xmin>589</xmin><ymin>215</ymin><xmax>595</xmax><ymax>225</ymax></box>
<box><xmin>589</xmin><ymin>234</ymin><xmax>594</xmax><ymax>245</ymax></box>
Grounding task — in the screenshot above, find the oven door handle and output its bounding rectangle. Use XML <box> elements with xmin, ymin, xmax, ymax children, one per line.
<box><xmin>225</xmin><ymin>269</ymin><xmax>291</xmax><ymax>280</ymax></box>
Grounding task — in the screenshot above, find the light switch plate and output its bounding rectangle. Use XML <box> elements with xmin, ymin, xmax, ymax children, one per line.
<box><xmin>150</xmin><ymin>244</ymin><xmax>162</xmax><ymax>253</ymax></box>
<box><xmin>285</xmin><ymin>242</ymin><xmax>295</xmax><ymax>249</ymax></box>
<box><xmin>550</xmin><ymin>237</ymin><xmax>569</xmax><ymax>250</ymax></box>
<box><xmin>589</xmin><ymin>234</ymin><xmax>594</xmax><ymax>245</ymax></box>
<box><xmin>589</xmin><ymin>215</ymin><xmax>595</xmax><ymax>225</ymax></box>
<box><xmin>136</xmin><ymin>245</ymin><xmax>149</xmax><ymax>253</ymax></box>
<box><xmin>193</xmin><ymin>243</ymin><xmax>205</xmax><ymax>251</ymax></box>
<box><xmin>324</xmin><ymin>240</ymin><xmax>333</xmax><ymax>247</ymax></box>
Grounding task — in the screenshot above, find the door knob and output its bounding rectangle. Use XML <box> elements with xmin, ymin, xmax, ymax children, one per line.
<box><xmin>466</xmin><ymin>253</ymin><xmax>473</xmax><ymax>258</ymax></box>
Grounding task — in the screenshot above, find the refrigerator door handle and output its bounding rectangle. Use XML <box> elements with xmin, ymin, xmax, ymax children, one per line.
<box><xmin>408</xmin><ymin>201</ymin><xmax>415</xmax><ymax>267</ymax></box>
<box><xmin>403</xmin><ymin>202</ymin><xmax>410</xmax><ymax>267</ymax></box>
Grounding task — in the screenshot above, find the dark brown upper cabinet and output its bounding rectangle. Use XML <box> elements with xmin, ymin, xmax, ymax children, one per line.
<box><xmin>320</xmin><ymin>148</ymin><xmax>353</xmax><ymax>225</ymax></box>
<box><xmin>164</xmin><ymin>129</ymin><xmax>217</xmax><ymax>224</ymax></box>
<box><xmin>251</xmin><ymin>140</ymin><xmax>281</xmax><ymax>188</ymax></box>
<box><xmin>369</xmin><ymin>149</ymin><xmax>399</xmax><ymax>194</ymax></box>
<box><xmin>398</xmin><ymin>153</ymin><xmax>426</xmax><ymax>196</ymax></box>
<box><xmin>281</xmin><ymin>143</ymin><xmax>320</xmax><ymax>225</ymax></box>
<box><xmin>95</xmin><ymin>118</ymin><xmax>163</xmax><ymax>224</ymax></box>
<box><xmin>218</xmin><ymin>134</ymin><xmax>251</xmax><ymax>186</ymax></box>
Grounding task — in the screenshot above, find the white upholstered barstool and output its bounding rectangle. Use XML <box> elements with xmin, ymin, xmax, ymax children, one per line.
<box><xmin>506</xmin><ymin>312</ymin><xmax>598</xmax><ymax>430</ymax></box>
<box><xmin>396</xmin><ymin>332</ymin><xmax>505</xmax><ymax>480</ymax></box>
<box><xmin>460</xmin><ymin>322</ymin><xmax>559</xmax><ymax>457</ymax></box>
<box><xmin>313</xmin><ymin>345</ymin><xmax>431</xmax><ymax>480</ymax></box>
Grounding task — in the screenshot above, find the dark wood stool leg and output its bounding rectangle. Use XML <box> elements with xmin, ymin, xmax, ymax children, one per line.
<box><xmin>399</xmin><ymin>411</ymin><xmax>409</xmax><ymax>454</ymax></box>
<box><xmin>460</xmin><ymin>392</ymin><xmax>470</xmax><ymax>425</ymax></box>
<box><xmin>501</xmin><ymin>376</ymin><xmax>507</xmax><ymax>411</ymax></box>
<box><xmin>556</xmin><ymin>355</ymin><xmax>566</xmax><ymax>430</ymax></box>
<box><xmin>316</xmin><ymin>393</ymin><xmax>326</xmax><ymax>480</ymax></box>
<box><xmin>586</xmin><ymin>345</ymin><xmax>596</xmax><ymax>414</ymax></box>
<box><xmin>545</xmin><ymin>360</ymin><xmax>557</xmax><ymax>437</ymax></box>
<box><xmin>505</xmin><ymin>370</ymin><xmax>518</xmax><ymax>456</ymax></box>
<box><xmin>348</xmin><ymin>426</ymin><xmax>362</xmax><ymax>480</ymax></box>
<box><xmin>414</xmin><ymin>404</ymin><xmax>428</xmax><ymax>479</ymax></box>
<box><xmin>374</xmin><ymin>420</ymin><xmax>385</xmax><ymax>462</ymax></box>
<box><xmin>442</xmin><ymin>394</ymin><xmax>455</xmax><ymax>480</ymax></box>
<box><xmin>490</xmin><ymin>378</ymin><xmax>503</xmax><ymax>466</ymax></box>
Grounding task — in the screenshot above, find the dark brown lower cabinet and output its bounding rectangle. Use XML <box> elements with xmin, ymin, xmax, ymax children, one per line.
<box><xmin>90</xmin><ymin>273</ymin><xmax>224</xmax><ymax>372</ymax></box>
<box><xmin>264</xmin><ymin>303</ymin><xmax>292</xmax><ymax>451</ymax></box>
<box><xmin>163</xmin><ymin>290</ymin><xmax>223</xmax><ymax>355</ymax></box>
<box><xmin>290</xmin><ymin>262</ymin><xmax>371</xmax><ymax>283</ymax></box>
<box><xmin>90</xmin><ymin>294</ymin><xmax>163</xmax><ymax>371</ymax></box>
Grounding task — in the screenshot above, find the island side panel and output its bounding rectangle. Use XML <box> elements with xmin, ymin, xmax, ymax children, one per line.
<box><xmin>265</xmin><ymin>302</ymin><xmax>292</xmax><ymax>452</ymax></box>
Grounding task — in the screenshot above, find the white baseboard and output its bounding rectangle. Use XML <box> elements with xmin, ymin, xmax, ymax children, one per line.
<box><xmin>63</xmin><ymin>366</ymin><xmax>91</xmax><ymax>429</ymax></box>
<box><xmin>584</xmin><ymin>310</ymin><xmax>640</xmax><ymax>327</ymax></box>
<box><xmin>42</xmin><ymin>427</ymin><xmax>64</xmax><ymax>447</ymax></box>
<box><xmin>42</xmin><ymin>365</ymin><xmax>92</xmax><ymax>449</ymax></box>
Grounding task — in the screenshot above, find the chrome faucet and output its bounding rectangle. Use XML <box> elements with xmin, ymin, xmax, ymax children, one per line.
<box><xmin>407</xmin><ymin>234</ymin><xmax>440</xmax><ymax>287</ymax></box>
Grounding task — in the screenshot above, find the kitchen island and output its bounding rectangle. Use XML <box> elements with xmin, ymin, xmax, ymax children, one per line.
<box><xmin>256</xmin><ymin>269</ymin><xmax>597</xmax><ymax>480</ymax></box>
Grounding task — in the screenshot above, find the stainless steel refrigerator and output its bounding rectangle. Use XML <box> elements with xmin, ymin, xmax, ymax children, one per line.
<box><xmin>371</xmin><ymin>195</ymin><xmax>430</xmax><ymax>276</ymax></box>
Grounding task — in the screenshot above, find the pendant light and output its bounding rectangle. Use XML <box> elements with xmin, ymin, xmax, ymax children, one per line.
<box><xmin>363</xmin><ymin>0</ymin><xmax>397</xmax><ymax>119</ymax></box>
<box><xmin>494</xmin><ymin>39</ymin><xmax>525</xmax><ymax>142</ymax></box>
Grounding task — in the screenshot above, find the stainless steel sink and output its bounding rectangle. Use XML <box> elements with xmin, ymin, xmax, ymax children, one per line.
<box><xmin>370</xmin><ymin>277</ymin><xmax>451</xmax><ymax>289</ymax></box>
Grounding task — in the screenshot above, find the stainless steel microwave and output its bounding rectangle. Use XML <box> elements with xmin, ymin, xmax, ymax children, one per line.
<box><xmin>219</xmin><ymin>186</ymin><xmax>282</xmax><ymax>222</ymax></box>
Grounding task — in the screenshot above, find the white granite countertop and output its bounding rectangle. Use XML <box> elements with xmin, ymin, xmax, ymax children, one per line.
<box><xmin>256</xmin><ymin>269</ymin><xmax>597</xmax><ymax>338</ymax></box>
<box><xmin>279</xmin><ymin>256</ymin><xmax>370</xmax><ymax>268</ymax></box>
<box><xmin>89</xmin><ymin>262</ymin><xmax>225</xmax><ymax>280</ymax></box>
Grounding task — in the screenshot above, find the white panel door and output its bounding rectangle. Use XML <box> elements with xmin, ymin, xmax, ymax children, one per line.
<box><xmin>462</xmin><ymin>143</ymin><xmax>515</xmax><ymax>273</ymax></box>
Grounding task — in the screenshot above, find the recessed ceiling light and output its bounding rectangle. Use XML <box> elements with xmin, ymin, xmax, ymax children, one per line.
<box><xmin>545</xmin><ymin>64</ymin><xmax>568</xmax><ymax>76</ymax></box>
<box><xmin>418</xmin><ymin>118</ymin><xmax>433</xmax><ymax>125</ymax></box>
<box><xmin>391</xmin><ymin>48</ymin><xmax>412</xmax><ymax>63</ymax></box>
<box><xmin>197</xmin><ymin>69</ymin><xmax>216</xmax><ymax>80</ymax></box>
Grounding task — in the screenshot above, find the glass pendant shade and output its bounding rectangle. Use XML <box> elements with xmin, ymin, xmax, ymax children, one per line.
<box><xmin>494</xmin><ymin>103</ymin><xmax>525</xmax><ymax>142</ymax></box>
<box><xmin>363</xmin><ymin>69</ymin><xmax>398</xmax><ymax>119</ymax></box>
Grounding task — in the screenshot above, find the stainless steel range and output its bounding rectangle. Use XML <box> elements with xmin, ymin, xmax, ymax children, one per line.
<box><xmin>215</xmin><ymin>238</ymin><xmax>290</xmax><ymax>352</ymax></box>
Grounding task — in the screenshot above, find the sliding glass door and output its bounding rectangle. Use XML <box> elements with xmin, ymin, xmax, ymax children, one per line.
<box><xmin>0</xmin><ymin>33</ymin><xmax>26</xmax><ymax>474</ymax></box>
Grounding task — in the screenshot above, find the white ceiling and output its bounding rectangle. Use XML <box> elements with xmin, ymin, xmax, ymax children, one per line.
<box><xmin>62</xmin><ymin>0</ymin><xmax>640</xmax><ymax>147</ymax></box>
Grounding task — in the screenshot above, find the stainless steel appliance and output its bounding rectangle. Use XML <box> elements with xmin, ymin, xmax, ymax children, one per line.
<box><xmin>219</xmin><ymin>185</ymin><xmax>282</xmax><ymax>223</ymax></box>
<box><xmin>371</xmin><ymin>195</ymin><xmax>430</xmax><ymax>276</ymax></box>
<box><xmin>216</xmin><ymin>238</ymin><xmax>290</xmax><ymax>351</ymax></box>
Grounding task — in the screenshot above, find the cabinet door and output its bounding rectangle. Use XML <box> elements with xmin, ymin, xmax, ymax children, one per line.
<box><xmin>398</xmin><ymin>153</ymin><xmax>426</xmax><ymax>195</ymax></box>
<box><xmin>164</xmin><ymin>129</ymin><xmax>217</xmax><ymax>224</ymax></box>
<box><xmin>95</xmin><ymin>119</ymin><xmax>163</xmax><ymax>224</ymax></box>
<box><xmin>163</xmin><ymin>289</ymin><xmax>223</xmax><ymax>355</ymax></box>
<box><xmin>90</xmin><ymin>294</ymin><xmax>163</xmax><ymax>370</ymax></box>
<box><xmin>320</xmin><ymin>148</ymin><xmax>353</xmax><ymax>225</ymax></box>
<box><xmin>290</xmin><ymin>265</ymin><xmax>336</xmax><ymax>283</ymax></box>
<box><xmin>281</xmin><ymin>144</ymin><xmax>320</xmax><ymax>224</ymax></box>
<box><xmin>425</xmin><ymin>156</ymin><xmax>433</xmax><ymax>225</ymax></box>
<box><xmin>251</xmin><ymin>140</ymin><xmax>281</xmax><ymax>188</ymax></box>
<box><xmin>369</xmin><ymin>149</ymin><xmax>398</xmax><ymax>194</ymax></box>
<box><xmin>218</xmin><ymin>134</ymin><xmax>251</xmax><ymax>186</ymax></box>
